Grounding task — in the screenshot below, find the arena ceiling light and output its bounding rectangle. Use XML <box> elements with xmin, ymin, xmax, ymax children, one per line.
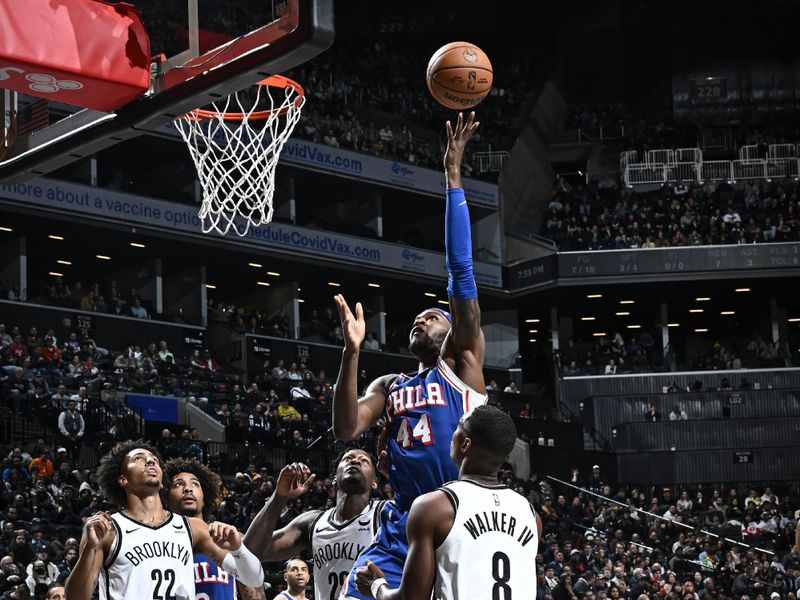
<box><xmin>205</xmin><ymin>284</ymin><xmax>217</xmax><ymax>289</ymax></box>
<box><xmin>95</xmin><ymin>254</ymin><xmax>111</xmax><ymax>260</ymax></box>
<box><xmin>368</xmin><ymin>283</ymin><xmax>381</xmax><ymax>288</ymax></box>
<box><xmin>256</xmin><ymin>281</ymin><xmax>270</xmax><ymax>287</ymax></box>
<box><xmin>56</xmin><ymin>260</ymin><xmax>72</xmax><ymax>265</ymax></box>
<box><xmin>689</xmin><ymin>309</ymin><xmax>704</xmax><ymax>313</ymax></box>
<box><xmin>529</xmin><ymin>329</ymin><xmax>538</xmax><ymax>334</ymax></box>
<box><xmin>48</xmin><ymin>234</ymin><xmax>64</xmax><ymax>240</ymax></box>
<box><xmin>0</xmin><ymin>227</ymin><xmax>12</xmax><ymax>232</ymax></box>
<box><xmin>327</xmin><ymin>282</ymin><xmax>341</xmax><ymax>287</ymax></box>
<box><xmin>615</xmin><ymin>311</ymin><xmax>630</xmax><ymax>316</ymax></box>
<box><xmin>437</xmin><ymin>300</ymin><xmax>449</xmax><ymax>306</ymax></box>
<box><xmin>48</xmin><ymin>271</ymin><xmax>63</xmax><ymax>277</ymax></box>
<box><xmin>695</xmin><ymin>297</ymin><xmax>711</xmax><ymax>301</ymax></box>
<box><xmin>735</xmin><ymin>288</ymin><xmax>751</xmax><ymax>292</ymax></box>
<box><xmin>267</xmin><ymin>271</ymin><xmax>281</xmax><ymax>277</ymax></box>
<box><xmin>425</xmin><ymin>292</ymin><xmax>437</xmax><ymax>298</ymax></box>
<box><xmin>130</xmin><ymin>242</ymin><xmax>145</xmax><ymax>248</ymax></box>
<box><xmin>694</xmin><ymin>328</ymin><xmax>709</xmax><ymax>332</ymax></box>
<box><xmin>619</xmin><ymin>300</ymin><xmax>634</xmax><ymax>304</ymax></box>
<box><xmin>667</xmin><ymin>323</ymin><xmax>680</xmax><ymax>327</ymax></box>
<box><xmin>529</xmin><ymin>338</ymin><xmax>537</xmax><ymax>343</ymax></box>
<box><xmin>525</xmin><ymin>318</ymin><xmax>540</xmax><ymax>323</ymax></box>
<box><xmin>297</xmin><ymin>298</ymin><xmax>305</xmax><ymax>303</ymax></box>
<box><xmin>627</xmin><ymin>324</ymin><xmax>641</xmax><ymax>329</ymax></box>
<box><xmin>789</xmin><ymin>318</ymin><xmax>800</xmax><ymax>323</ymax></box>
<box><xmin>721</xmin><ymin>311</ymin><xmax>735</xmax><ymax>315</ymax></box>
<box><xmin>248</xmin><ymin>262</ymin><xmax>262</xmax><ymax>268</ymax></box>
<box><xmin>593</xmin><ymin>332</ymin><xmax>607</xmax><ymax>337</ymax></box>
<box><xmin>580</xmin><ymin>317</ymin><xmax>596</xmax><ymax>321</ymax></box>
<box><xmin>586</xmin><ymin>294</ymin><xmax>602</xmax><ymax>299</ymax></box>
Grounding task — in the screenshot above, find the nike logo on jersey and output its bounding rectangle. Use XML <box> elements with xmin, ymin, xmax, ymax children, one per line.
<box><xmin>358</xmin><ymin>518</ymin><xmax>371</xmax><ymax>526</ymax></box>
<box><xmin>458</xmin><ymin>200</ymin><xmax>467</xmax><ymax>206</ymax></box>
<box><xmin>125</xmin><ymin>528</ymin><xmax>140</xmax><ymax>534</ymax></box>
<box><xmin>172</xmin><ymin>523</ymin><xmax>184</xmax><ymax>530</ymax></box>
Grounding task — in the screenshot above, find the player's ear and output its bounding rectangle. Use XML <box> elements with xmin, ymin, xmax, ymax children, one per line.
<box><xmin>331</xmin><ymin>476</ymin><xmax>337</xmax><ymax>488</ymax></box>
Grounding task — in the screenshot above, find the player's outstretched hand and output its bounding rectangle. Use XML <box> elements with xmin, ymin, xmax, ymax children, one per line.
<box><xmin>334</xmin><ymin>294</ymin><xmax>365</xmax><ymax>352</ymax></box>
<box><xmin>444</xmin><ymin>111</ymin><xmax>479</xmax><ymax>174</ymax></box>
<box><xmin>84</xmin><ymin>511</ymin><xmax>112</xmax><ymax>549</ymax></box>
<box><xmin>275</xmin><ymin>462</ymin><xmax>317</xmax><ymax>501</ymax></box>
<box><xmin>355</xmin><ymin>560</ymin><xmax>386</xmax><ymax>597</ymax></box>
<box><xmin>209</xmin><ymin>522</ymin><xmax>243</xmax><ymax>551</ymax></box>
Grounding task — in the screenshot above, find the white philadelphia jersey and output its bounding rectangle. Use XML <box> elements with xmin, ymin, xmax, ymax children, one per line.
<box><xmin>435</xmin><ymin>480</ymin><xmax>539</xmax><ymax>600</ymax></box>
<box><xmin>310</xmin><ymin>500</ymin><xmax>383</xmax><ymax>600</ymax></box>
<box><xmin>100</xmin><ymin>511</ymin><xmax>196</xmax><ymax>600</ymax></box>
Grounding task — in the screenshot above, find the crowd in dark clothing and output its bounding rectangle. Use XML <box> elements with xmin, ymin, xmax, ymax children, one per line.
<box><xmin>542</xmin><ymin>176</ymin><xmax>800</xmax><ymax>252</ymax></box>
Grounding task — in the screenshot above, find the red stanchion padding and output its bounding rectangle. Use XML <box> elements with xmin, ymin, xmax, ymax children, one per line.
<box><xmin>0</xmin><ymin>0</ymin><xmax>151</xmax><ymax>112</ymax></box>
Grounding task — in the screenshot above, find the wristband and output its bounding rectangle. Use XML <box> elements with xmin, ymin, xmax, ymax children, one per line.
<box><xmin>371</xmin><ymin>577</ymin><xmax>388</xmax><ymax>598</ymax></box>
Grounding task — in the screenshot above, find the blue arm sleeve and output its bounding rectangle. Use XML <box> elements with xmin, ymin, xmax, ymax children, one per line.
<box><xmin>445</xmin><ymin>187</ymin><xmax>478</xmax><ymax>299</ymax></box>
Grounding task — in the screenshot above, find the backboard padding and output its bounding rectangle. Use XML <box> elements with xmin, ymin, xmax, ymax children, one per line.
<box><xmin>0</xmin><ymin>0</ymin><xmax>333</xmax><ymax>182</ymax></box>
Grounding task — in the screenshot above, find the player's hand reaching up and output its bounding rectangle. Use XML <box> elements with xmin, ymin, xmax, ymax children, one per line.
<box><xmin>275</xmin><ymin>462</ymin><xmax>317</xmax><ymax>501</ymax></box>
<box><xmin>334</xmin><ymin>294</ymin><xmax>365</xmax><ymax>352</ymax></box>
<box><xmin>209</xmin><ymin>522</ymin><xmax>243</xmax><ymax>551</ymax></box>
<box><xmin>84</xmin><ymin>511</ymin><xmax>112</xmax><ymax>549</ymax></box>
<box><xmin>444</xmin><ymin>111</ymin><xmax>479</xmax><ymax>186</ymax></box>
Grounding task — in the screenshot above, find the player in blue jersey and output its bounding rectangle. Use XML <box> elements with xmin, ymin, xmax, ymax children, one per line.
<box><xmin>165</xmin><ymin>458</ymin><xmax>266</xmax><ymax>600</ymax></box>
<box><xmin>333</xmin><ymin>111</ymin><xmax>487</xmax><ymax>600</ymax></box>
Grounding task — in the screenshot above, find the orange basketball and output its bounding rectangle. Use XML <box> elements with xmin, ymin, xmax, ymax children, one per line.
<box><xmin>426</xmin><ymin>42</ymin><xmax>493</xmax><ymax>110</ymax></box>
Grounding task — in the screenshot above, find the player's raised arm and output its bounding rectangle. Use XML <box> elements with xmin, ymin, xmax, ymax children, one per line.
<box><xmin>440</xmin><ymin>111</ymin><xmax>486</xmax><ymax>393</ymax></box>
<box><xmin>243</xmin><ymin>462</ymin><xmax>318</xmax><ymax>560</ymax></box>
<box><xmin>332</xmin><ymin>293</ymin><xmax>393</xmax><ymax>440</ymax></box>
<box><xmin>190</xmin><ymin>518</ymin><xmax>264</xmax><ymax>588</ymax></box>
<box><xmin>65</xmin><ymin>511</ymin><xmax>114</xmax><ymax>600</ymax></box>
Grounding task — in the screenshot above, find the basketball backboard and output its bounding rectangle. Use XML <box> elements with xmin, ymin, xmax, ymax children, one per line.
<box><xmin>0</xmin><ymin>0</ymin><xmax>333</xmax><ymax>182</ymax></box>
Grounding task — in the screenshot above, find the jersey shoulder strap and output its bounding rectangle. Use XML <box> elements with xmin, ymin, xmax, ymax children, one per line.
<box><xmin>372</xmin><ymin>500</ymin><xmax>386</xmax><ymax>536</ymax></box>
<box><xmin>307</xmin><ymin>508</ymin><xmax>327</xmax><ymax>547</ymax></box>
<box><xmin>436</xmin><ymin>483</ymin><xmax>460</xmax><ymax>513</ymax></box>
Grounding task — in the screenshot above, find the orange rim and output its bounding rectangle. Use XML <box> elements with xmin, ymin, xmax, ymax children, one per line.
<box><xmin>184</xmin><ymin>75</ymin><xmax>305</xmax><ymax>121</ymax></box>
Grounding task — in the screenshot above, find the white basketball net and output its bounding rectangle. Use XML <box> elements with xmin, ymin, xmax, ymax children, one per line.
<box><xmin>175</xmin><ymin>77</ymin><xmax>305</xmax><ymax>236</ymax></box>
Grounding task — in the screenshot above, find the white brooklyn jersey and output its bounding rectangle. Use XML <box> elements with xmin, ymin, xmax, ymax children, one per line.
<box><xmin>434</xmin><ymin>480</ymin><xmax>539</xmax><ymax>600</ymax></box>
<box><xmin>310</xmin><ymin>500</ymin><xmax>383</xmax><ymax>600</ymax></box>
<box><xmin>100</xmin><ymin>511</ymin><xmax>196</xmax><ymax>600</ymax></box>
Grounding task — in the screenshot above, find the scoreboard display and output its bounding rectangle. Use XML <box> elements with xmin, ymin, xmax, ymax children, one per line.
<box><xmin>508</xmin><ymin>243</ymin><xmax>800</xmax><ymax>289</ymax></box>
<box><xmin>690</xmin><ymin>77</ymin><xmax>727</xmax><ymax>102</ymax></box>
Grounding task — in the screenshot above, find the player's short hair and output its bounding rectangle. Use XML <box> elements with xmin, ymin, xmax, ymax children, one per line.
<box><xmin>462</xmin><ymin>405</ymin><xmax>517</xmax><ymax>464</ymax></box>
<box><xmin>97</xmin><ymin>439</ymin><xmax>163</xmax><ymax>508</ymax></box>
<box><xmin>45</xmin><ymin>583</ymin><xmax>65</xmax><ymax>599</ymax></box>
<box><xmin>284</xmin><ymin>558</ymin><xmax>308</xmax><ymax>571</ymax></box>
<box><xmin>163</xmin><ymin>457</ymin><xmax>221</xmax><ymax>521</ymax></box>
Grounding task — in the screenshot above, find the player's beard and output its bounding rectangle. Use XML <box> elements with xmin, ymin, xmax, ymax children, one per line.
<box><xmin>177</xmin><ymin>504</ymin><xmax>200</xmax><ymax>517</ymax></box>
<box><xmin>408</xmin><ymin>329</ymin><xmax>447</xmax><ymax>361</ymax></box>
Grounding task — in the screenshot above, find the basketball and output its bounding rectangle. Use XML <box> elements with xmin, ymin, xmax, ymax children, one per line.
<box><xmin>426</xmin><ymin>42</ymin><xmax>493</xmax><ymax>110</ymax></box>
